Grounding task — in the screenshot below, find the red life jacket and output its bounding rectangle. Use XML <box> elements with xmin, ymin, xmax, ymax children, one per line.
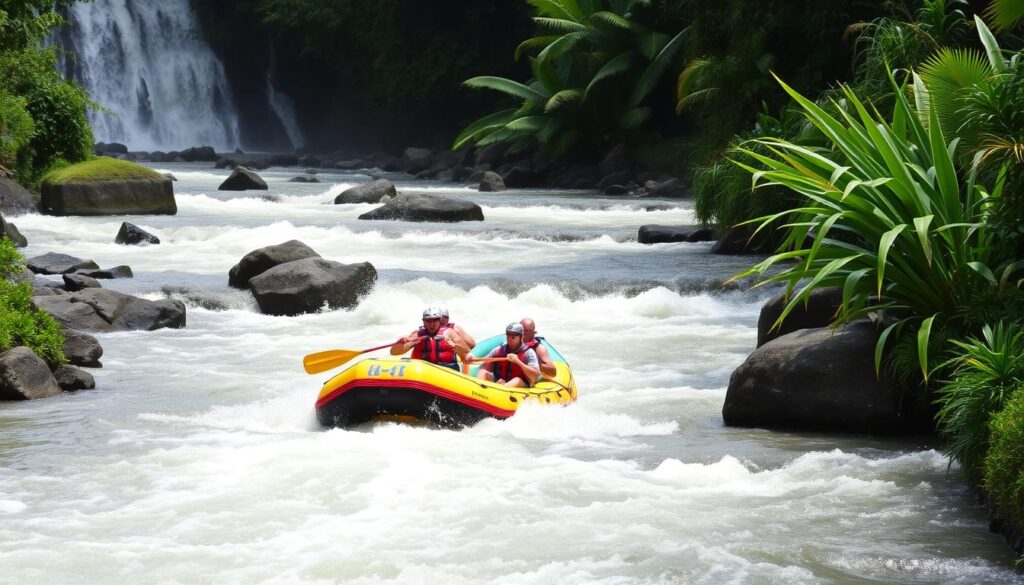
<box><xmin>492</xmin><ymin>343</ymin><xmax>533</xmax><ymax>383</ymax></box>
<box><xmin>413</xmin><ymin>325</ymin><xmax>457</xmax><ymax>365</ymax></box>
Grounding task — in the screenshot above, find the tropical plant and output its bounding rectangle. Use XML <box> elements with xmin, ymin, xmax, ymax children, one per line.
<box><xmin>935</xmin><ymin>322</ymin><xmax>1024</xmax><ymax>480</ymax></box>
<box><xmin>454</xmin><ymin>0</ymin><xmax>687</xmax><ymax>157</ymax></box>
<box><xmin>984</xmin><ymin>0</ymin><xmax>1024</xmax><ymax>31</ymax></box>
<box><xmin>845</xmin><ymin>0</ymin><xmax>969</xmax><ymax>100</ymax></box>
<box><xmin>731</xmin><ymin>72</ymin><xmax>1024</xmax><ymax>382</ymax></box>
<box><xmin>984</xmin><ymin>385</ymin><xmax>1024</xmax><ymax>533</ymax></box>
<box><xmin>0</xmin><ymin>239</ymin><xmax>65</xmax><ymax>367</ymax></box>
<box><xmin>918</xmin><ymin>16</ymin><xmax>1024</xmax><ymax>256</ymax></box>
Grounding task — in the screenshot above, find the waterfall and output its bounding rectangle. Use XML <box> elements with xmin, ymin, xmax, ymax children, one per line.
<box><xmin>55</xmin><ymin>0</ymin><xmax>241</xmax><ymax>152</ymax></box>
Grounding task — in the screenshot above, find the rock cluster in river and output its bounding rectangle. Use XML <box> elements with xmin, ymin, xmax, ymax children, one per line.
<box><xmin>229</xmin><ymin>240</ymin><xmax>377</xmax><ymax>316</ymax></box>
<box><xmin>1</xmin><ymin>247</ymin><xmax>191</xmax><ymax>400</ymax></box>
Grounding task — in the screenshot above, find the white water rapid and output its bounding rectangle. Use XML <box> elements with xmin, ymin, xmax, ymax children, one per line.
<box><xmin>1</xmin><ymin>166</ymin><xmax>1020</xmax><ymax>584</ymax></box>
<box><xmin>56</xmin><ymin>0</ymin><xmax>241</xmax><ymax>151</ymax></box>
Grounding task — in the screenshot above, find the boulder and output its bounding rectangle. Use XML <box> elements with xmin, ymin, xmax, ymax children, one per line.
<box><xmin>367</xmin><ymin>152</ymin><xmax>403</xmax><ymax>172</ymax></box>
<box><xmin>61</xmin><ymin>328</ymin><xmax>103</xmax><ymax>367</ymax></box>
<box><xmin>289</xmin><ymin>175</ymin><xmax>319</xmax><ymax>183</ymax></box>
<box><xmin>26</xmin><ymin>253</ymin><xmax>99</xmax><ymax>275</ymax></box>
<box><xmin>478</xmin><ymin>171</ymin><xmax>505</xmax><ymax>192</ymax></box>
<box><xmin>42</xmin><ymin>177</ymin><xmax>176</xmax><ymax>216</ymax></box>
<box><xmin>180</xmin><ymin>146</ymin><xmax>217</xmax><ymax>162</ymax></box>
<box><xmin>710</xmin><ymin>227</ymin><xmax>773</xmax><ymax>255</ymax></box>
<box><xmin>722</xmin><ymin>321</ymin><xmax>915</xmax><ymax>434</ymax></box>
<box><xmin>268</xmin><ymin>154</ymin><xmax>299</xmax><ymax>167</ymax></box>
<box><xmin>249</xmin><ymin>258</ymin><xmax>377</xmax><ymax>316</ymax></box>
<box><xmin>358</xmin><ymin>193</ymin><xmax>484</xmax><ymax>223</ymax></box>
<box><xmin>642</xmin><ymin>178</ymin><xmax>688</xmax><ymax>198</ymax></box>
<box><xmin>637</xmin><ymin>225</ymin><xmax>719</xmax><ymax>244</ymax></box>
<box><xmin>0</xmin><ymin>215</ymin><xmax>27</xmax><ymax>247</ymax></box>
<box><xmin>53</xmin><ymin>364</ymin><xmax>95</xmax><ymax>391</ymax></box>
<box><xmin>598</xmin><ymin>144</ymin><xmax>632</xmax><ymax>178</ymax></box>
<box><xmin>0</xmin><ymin>177</ymin><xmax>37</xmax><ymax>214</ymax></box>
<box><xmin>334</xmin><ymin>179</ymin><xmax>397</xmax><ymax>204</ymax></box>
<box><xmin>0</xmin><ymin>347</ymin><xmax>61</xmax><ymax>400</ymax></box>
<box><xmin>403</xmin><ymin>147</ymin><xmax>434</xmax><ymax>173</ymax></box>
<box><xmin>502</xmin><ymin>165</ymin><xmax>540</xmax><ymax>188</ymax></box>
<box><xmin>218</xmin><ymin>167</ymin><xmax>268</xmax><ymax>191</ymax></box>
<box><xmin>62</xmin><ymin>273</ymin><xmax>102</xmax><ymax>291</ymax></box>
<box><xmin>33</xmin><ymin>289</ymin><xmax>186</xmax><ymax>332</ymax></box>
<box><xmin>476</xmin><ymin>143</ymin><xmax>507</xmax><ymax>167</ymax></box>
<box><xmin>94</xmin><ymin>142</ymin><xmax>128</xmax><ymax>155</ymax></box>
<box><xmin>115</xmin><ymin>222</ymin><xmax>160</xmax><ymax>245</ymax></box>
<box><xmin>598</xmin><ymin>170</ymin><xmax>634</xmax><ymax>192</ymax></box>
<box><xmin>228</xmin><ymin>240</ymin><xmax>321</xmax><ymax>289</ymax></box>
<box><xmin>76</xmin><ymin>266</ymin><xmax>133</xmax><ymax>279</ymax></box>
<box><xmin>757</xmin><ymin>287</ymin><xmax>844</xmax><ymax>347</ymax></box>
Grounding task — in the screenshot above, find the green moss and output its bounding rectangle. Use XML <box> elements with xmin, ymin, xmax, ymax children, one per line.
<box><xmin>984</xmin><ymin>387</ymin><xmax>1024</xmax><ymax>538</ymax></box>
<box><xmin>41</xmin><ymin>158</ymin><xmax>163</xmax><ymax>186</ymax></box>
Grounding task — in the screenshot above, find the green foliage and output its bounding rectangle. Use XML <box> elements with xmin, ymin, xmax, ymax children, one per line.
<box><xmin>0</xmin><ymin>0</ymin><xmax>94</xmax><ymax>185</ymax></box>
<box><xmin>984</xmin><ymin>0</ymin><xmax>1024</xmax><ymax>31</ymax></box>
<box><xmin>0</xmin><ymin>89</ymin><xmax>33</xmax><ymax>171</ymax></box>
<box><xmin>42</xmin><ymin>158</ymin><xmax>163</xmax><ymax>185</ymax></box>
<box><xmin>455</xmin><ymin>0</ymin><xmax>687</xmax><ymax>158</ymax></box>
<box><xmin>732</xmin><ymin>74</ymin><xmax>1022</xmax><ymax>383</ymax></box>
<box><xmin>984</xmin><ymin>386</ymin><xmax>1024</xmax><ymax>535</ymax></box>
<box><xmin>936</xmin><ymin>322</ymin><xmax>1024</xmax><ymax>481</ymax></box>
<box><xmin>918</xmin><ymin>17</ymin><xmax>1024</xmax><ymax>257</ymax></box>
<box><xmin>0</xmin><ymin>1</ymin><xmax>76</xmax><ymax>52</ymax></box>
<box><xmin>0</xmin><ymin>239</ymin><xmax>65</xmax><ymax>367</ymax></box>
<box><xmin>1</xmin><ymin>47</ymin><xmax>95</xmax><ymax>184</ymax></box>
<box><xmin>691</xmin><ymin>102</ymin><xmax>810</xmax><ymax>227</ymax></box>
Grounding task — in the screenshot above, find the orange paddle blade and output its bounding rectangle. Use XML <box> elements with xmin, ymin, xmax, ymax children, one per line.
<box><xmin>303</xmin><ymin>349</ymin><xmax>362</xmax><ymax>374</ymax></box>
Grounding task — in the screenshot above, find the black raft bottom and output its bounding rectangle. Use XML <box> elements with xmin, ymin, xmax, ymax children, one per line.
<box><xmin>317</xmin><ymin>385</ymin><xmax>497</xmax><ymax>429</ymax></box>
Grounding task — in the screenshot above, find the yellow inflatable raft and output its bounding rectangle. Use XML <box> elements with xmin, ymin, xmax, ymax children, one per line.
<box><xmin>315</xmin><ymin>335</ymin><xmax>577</xmax><ymax>428</ymax></box>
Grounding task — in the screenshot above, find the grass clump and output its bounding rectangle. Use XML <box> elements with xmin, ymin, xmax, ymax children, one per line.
<box><xmin>0</xmin><ymin>239</ymin><xmax>66</xmax><ymax>367</ymax></box>
<box><xmin>42</xmin><ymin>158</ymin><xmax>164</xmax><ymax>185</ymax></box>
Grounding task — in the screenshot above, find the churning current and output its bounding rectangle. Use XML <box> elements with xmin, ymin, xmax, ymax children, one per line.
<box><xmin>0</xmin><ymin>164</ymin><xmax>1019</xmax><ymax>584</ymax></box>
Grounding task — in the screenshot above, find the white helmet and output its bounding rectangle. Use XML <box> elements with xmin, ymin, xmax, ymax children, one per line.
<box><xmin>422</xmin><ymin>307</ymin><xmax>442</xmax><ymax>319</ymax></box>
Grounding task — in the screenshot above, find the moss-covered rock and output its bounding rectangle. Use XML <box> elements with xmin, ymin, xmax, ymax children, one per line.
<box><xmin>40</xmin><ymin>158</ymin><xmax>176</xmax><ymax>216</ymax></box>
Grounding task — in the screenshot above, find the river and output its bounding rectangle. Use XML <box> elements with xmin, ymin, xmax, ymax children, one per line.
<box><xmin>0</xmin><ymin>164</ymin><xmax>1019</xmax><ymax>584</ymax></box>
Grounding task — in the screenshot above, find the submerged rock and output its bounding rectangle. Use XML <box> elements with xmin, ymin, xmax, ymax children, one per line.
<box><xmin>358</xmin><ymin>192</ymin><xmax>484</xmax><ymax>223</ymax></box>
<box><xmin>115</xmin><ymin>222</ymin><xmax>160</xmax><ymax>245</ymax></box>
<box><xmin>334</xmin><ymin>179</ymin><xmax>396</xmax><ymax>204</ymax></box>
<box><xmin>33</xmin><ymin>289</ymin><xmax>186</xmax><ymax>332</ymax></box>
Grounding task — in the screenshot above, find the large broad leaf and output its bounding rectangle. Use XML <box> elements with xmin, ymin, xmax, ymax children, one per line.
<box><xmin>629</xmin><ymin>26</ymin><xmax>688</xmax><ymax>108</ymax></box>
<box><xmin>984</xmin><ymin>0</ymin><xmax>1024</xmax><ymax>31</ymax></box>
<box><xmin>452</xmin><ymin>108</ymin><xmax>520</xmax><ymax>150</ymax></box>
<box><xmin>533</xmin><ymin>16</ymin><xmax>589</xmax><ymax>34</ymax></box>
<box><xmin>527</xmin><ymin>0</ymin><xmax>583</xmax><ymax>22</ymax></box>
<box><xmin>918</xmin><ymin>48</ymin><xmax>992</xmax><ymax>151</ymax></box>
<box><xmin>463</xmin><ymin>77</ymin><xmax>546</xmax><ymax>102</ymax></box>
<box><xmin>974</xmin><ymin>15</ymin><xmax>1007</xmax><ymax>72</ymax></box>
<box><xmin>619</xmin><ymin>106</ymin><xmax>651</xmax><ymax>130</ymax></box>
<box><xmin>545</xmin><ymin>89</ymin><xmax>583</xmax><ymax>112</ymax></box>
<box><xmin>584</xmin><ymin>49</ymin><xmax>639</xmax><ymax>98</ymax></box>
<box><xmin>515</xmin><ymin>35</ymin><xmax>561</xmax><ymax>61</ymax></box>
